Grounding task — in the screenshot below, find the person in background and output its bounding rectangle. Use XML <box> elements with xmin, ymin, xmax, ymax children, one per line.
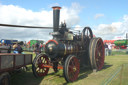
<box><xmin>34</xmin><ymin>43</ymin><xmax>41</xmax><ymax>56</ymax></box>
<box><xmin>108</xmin><ymin>43</ymin><xmax>112</xmax><ymax>56</ymax></box>
<box><xmin>40</xmin><ymin>43</ymin><xmax>43</xmax><ymax>51</ymax></box>
<box><xmin>13</xmin><ymin>43</ymin><xmax>23</xmax><ymax>54</ymax></box>
<box><xmin>17</xmin><ymin>44</ymin><xmax>23</xmax><ymax>54</ymax></box>
<box><xmin>104</xmin><ymin>43</ymin><xmax>108</xmax><ymax>56</ymax></box>
<box><xmin>13</xmin><ymin>43</ymin><xmax>18</xmax><ymax>54</ymax></box>
<box><xmin>7</xmin><ymin>44</ymin><xmax>12</xmax><ymax>53</ymax></box>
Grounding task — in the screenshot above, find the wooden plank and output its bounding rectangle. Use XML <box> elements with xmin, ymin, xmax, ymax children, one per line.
<box><xmin>0</xmin><ymin>53</ymin><xmax>32</xmax><ymax>73</ymax></box>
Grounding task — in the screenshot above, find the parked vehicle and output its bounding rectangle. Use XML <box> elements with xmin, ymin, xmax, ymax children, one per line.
<box><xmin>114</xmin><ymin>40</ymin><xmax>128</xmax><ymax>49</ymax></box>
<box><xmin>1</xmin><ymin>39</ymin><xmax>18</xmax><ymax>45</ymax></box>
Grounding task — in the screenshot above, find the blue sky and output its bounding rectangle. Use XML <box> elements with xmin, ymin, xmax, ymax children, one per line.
<box><xmin>1</xmin><ymin>0</ymin><xmax>128</xmax><ymax>26</ymax></box>
<box><xmin>0</xmin><ymin>0</ymin><xmax>128</xmax><ymax>41</ymax></box>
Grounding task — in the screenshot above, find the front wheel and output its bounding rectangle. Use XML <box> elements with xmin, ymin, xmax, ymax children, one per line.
<box><xmin>63</xmin><ymin>55</ymin><xmax>80</xmax><ymax>82</ymax></box>
<box><xmin>32</xmin><ymin>54</ymin><xmax>50</xmax><ymax>77</ymax></box>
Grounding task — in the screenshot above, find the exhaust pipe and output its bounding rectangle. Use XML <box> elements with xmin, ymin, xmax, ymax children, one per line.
<box><xmin>52</xmin><ymin>6</ymin><xmax>61</xmax><ymax>32</ymax></box>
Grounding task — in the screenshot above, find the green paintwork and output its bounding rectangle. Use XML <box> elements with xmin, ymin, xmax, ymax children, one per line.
<box><xmin>114</xmin><ymin>40</ymin><xmax>128</xmax><ymax>46</ymax></box>
<box><xmin>30</xmin><ymin>40</ymin><xmax>44</xmax><ymax>47</ymax></box>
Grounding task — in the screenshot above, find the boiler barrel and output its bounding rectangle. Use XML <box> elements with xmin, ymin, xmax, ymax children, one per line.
<box><xmin>45</xmin><ymin>42</ymin><xmax>80</xmax><ymax>58</ymax></box>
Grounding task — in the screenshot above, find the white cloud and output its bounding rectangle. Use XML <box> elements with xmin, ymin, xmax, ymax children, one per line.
<box><xmin>60</xmin><ymin>3</ymin><xmax>81</xmax><ymax>27</ymax></box>
<box><xmin>72</xmin><ymin>15</ymin><xmax>128</xmax><ymax>40</ymax></box>
<box><xmin>0</xmin><ymin>3</ymin><xmax>81</xmax><ymax>42</ymax></box>
<box><xmin>74</xmin><ymin>25</ymin><xmax>82</xmax><ymax>30</ymax></box>
<box><xmin>94</xmin><ymin>13</ymin><xmax>104</xmax><ymax>19</ymax></box>
<box><xmin>2</xmin><ymin>3</ymin><xmax>127</xmax><ymax>42</ymax></box>
<box><xmin>93</xmin><ymin>15</ymin><xmax>128</xmax><ymax>40</ymax></box>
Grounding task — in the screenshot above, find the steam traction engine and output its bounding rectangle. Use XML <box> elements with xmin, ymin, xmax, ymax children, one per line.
<box><xmin>32</xmin><ymin>6</ymin><xmax>105</xmax><ymax>82</ymax></box>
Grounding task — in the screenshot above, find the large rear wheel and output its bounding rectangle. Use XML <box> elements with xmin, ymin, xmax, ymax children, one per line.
<box><xmin>63</xmin><ymin>55</ymin><xmax>80</xmax><ymax>82</ymax></box>
<box><xmin>89</xmin><ymin>38</ymin><xmax>105</xmax><ymax>71</ymax></box>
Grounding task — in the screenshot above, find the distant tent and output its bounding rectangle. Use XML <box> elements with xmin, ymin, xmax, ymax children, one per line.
<box><xmin>103</xmin><ymin>40</ymin><xmax>116</xmax><ymax>44</ymax></box>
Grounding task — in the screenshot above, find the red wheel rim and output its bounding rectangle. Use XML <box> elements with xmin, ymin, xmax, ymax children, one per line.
<box><xmin>68</xmin><ymin>57</ymin><xmax>80</xmax><ymax>82</ymax></box>
<box><xmin>95</xmin><ymin>39</ymin><xmax>105</xmax><ymax>70</ymax></box>
<box><xmin>35</xmin><ymin>54</ymin><xmax>49</xmax><ymax>77</ymax></box>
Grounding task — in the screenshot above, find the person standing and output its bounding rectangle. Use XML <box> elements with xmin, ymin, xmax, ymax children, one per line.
<box><xmin>104</xmin><ymin>43</ymin><xmax>108</xmax><ymax>56</ymax></box>
<box><xmin>7</xmin><ymin>44</ymin><xmax>12</xmax><ymax>53</ymax></box>
<box><xmin>34</xmin><ymin>43</ymin><xmax>41</xmax><ymax>56</ymax></box>
<box><xmin>17</xmin><ymin>44</ymin><xmax>23</xmax><ymax>54</ymax></box>
<box><xmin>108</xmin><ymin>43</ymin><xmax>112</xmax><ymax>56</ymax></box>
<box><xmin>13</xmin><ymin>43</ymin><xmax>23</xmax><ymax>54</ymax></box>
<box><xmin>13</xmin><ymin>43</ymin><xmax>18</xmax><ymax>54</ymax></box>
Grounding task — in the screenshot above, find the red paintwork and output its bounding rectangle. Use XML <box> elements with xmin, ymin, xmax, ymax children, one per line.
<box><xmin>36</xmin><ymin>54</ymin><xmax>49</xmax><ymax>77</ymax></box>
<box><xmin>68</xmin><ymin>56</ymin><xmax>80</xmax><ymax>82</ymax></box>
<box><xmin>96</xmin><ymin>38</ymin><xmax>105</xmax><ymax>70</ymax></box>
<box><xmin>46</xmin><ymin>39</ymin><xmax>58</xmax><ymax>45</ymax></box>
<box><xmin>52</xmin><ymin>6</ymin><xmax>61</xmax><ymax>10</ymax></box>
<box><xmin>114</xmin><ymin>46</ymin><xmax>127</xmax><ymax>49</ymax></box>
<box><xmin>43</xmin><ymin>65</ymin><xmax>63</xmax><ymax>69</ymax></box>
<box><xmin>103</xmin><ymin>40</ymin><xmax>116</xmax><ymax>44</ymax></box>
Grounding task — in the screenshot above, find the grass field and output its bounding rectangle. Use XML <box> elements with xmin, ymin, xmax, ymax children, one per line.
<box><xmin>10</xmin><ymin>52</ymin><xmax>128</xmax><ymax>85</ymax></box>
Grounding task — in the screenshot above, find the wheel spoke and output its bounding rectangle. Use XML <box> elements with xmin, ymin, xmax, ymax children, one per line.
<box><xmin>36</xmin><ymin>68</ymin><xmax>40</xmax><ymax>72</ymax></box>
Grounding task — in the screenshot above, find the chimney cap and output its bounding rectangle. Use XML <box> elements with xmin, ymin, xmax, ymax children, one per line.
<box><xmin>52</xmin><ymin>6</ymin><xmax>61</xmax><ymax>10</ymax></box>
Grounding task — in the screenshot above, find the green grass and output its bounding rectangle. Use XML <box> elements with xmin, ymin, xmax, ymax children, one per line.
<box><xmin>112</xmin><ymin>49</ymin><xmax>128</xmax><ymax>55</ymax></box>
<box><xmin>109</xmin><ymin>64</ymin><xmax>128</xmax><ymax>85</ymax></box>
<box><xmin>10</xmin><ymin>53</ymin><xmax>128</xmax><ymax>85</ymax></box>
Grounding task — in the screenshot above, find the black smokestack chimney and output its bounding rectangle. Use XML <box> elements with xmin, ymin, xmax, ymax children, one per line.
<box><xmin>52</xmin><ymin>6</ymin><xmax>61</xmax><ymax>32</ymax></box>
